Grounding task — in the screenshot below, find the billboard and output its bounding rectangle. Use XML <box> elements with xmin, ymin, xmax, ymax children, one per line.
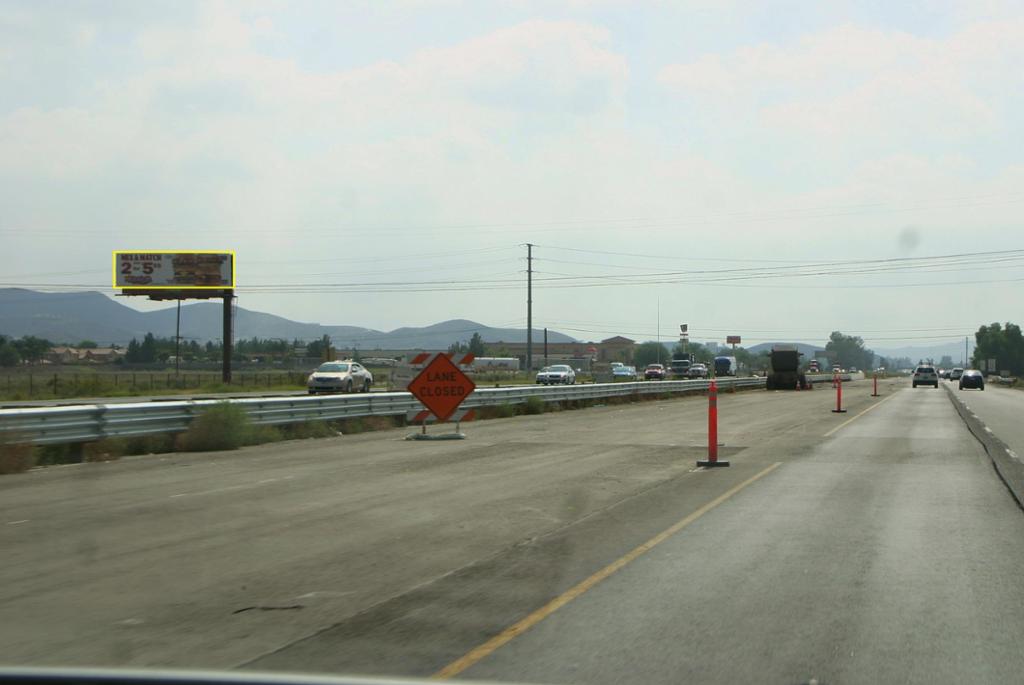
<box><xmin>114</xmin><ymin>251</ymin><xmax>234</xmax><ymax>289</ymax></box>
<box><xmin>726</xmin><ymin>335</ymin><xmax>741</xmax><ymax>344</ymax></box>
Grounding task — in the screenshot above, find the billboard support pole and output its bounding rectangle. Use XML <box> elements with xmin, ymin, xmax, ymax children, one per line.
<box><xmin>175</xmin><ymin>301</ymin><xmax>181</xmax><ymax>378</ymax></box>
<box><xmin>223</xmin><ymin>289</ymin><xmax>233</xmax><ymax>384</ymax></box>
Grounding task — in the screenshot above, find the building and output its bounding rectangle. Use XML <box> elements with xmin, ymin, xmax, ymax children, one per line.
<box><xmin>45</xmin><ymin>347</ymin><xmax>125</xmax><ymax>364</ymax></box>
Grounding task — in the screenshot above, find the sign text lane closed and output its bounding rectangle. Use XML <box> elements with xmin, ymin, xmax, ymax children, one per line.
<box><xmin>407</xmin><ymin>354</ymin><xmax>476</xmax><ymax>422</ymax></box>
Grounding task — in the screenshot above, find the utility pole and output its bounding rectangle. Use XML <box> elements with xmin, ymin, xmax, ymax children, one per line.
<box><xmin>657</xmin><ymin>299</ymin><xmax>661</xmax><ymax>364</ymax></box>
<box><xmin>965</xmin><ymin>336</ymin><xmax>969</xmax><ymax>367</ymax></box>
<box><xmin>526</xmin><ymin>243</ymin><xmax>533</xmax><ymax>373</ymax></box>
<box><xmin>544</xmin><ymin>327</ymin><xmax>548</xmax><ymax>367</ymax></box>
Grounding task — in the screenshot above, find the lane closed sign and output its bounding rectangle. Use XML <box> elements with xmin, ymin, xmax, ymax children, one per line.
<box><xmin>407</xmin><ymin>354</ymin><xmax>476</xmax><ymax>422</ymax></box>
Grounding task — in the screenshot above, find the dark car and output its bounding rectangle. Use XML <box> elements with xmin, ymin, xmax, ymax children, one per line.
<box><xmin>959</xmin><ymin>370</ymin><xmax>985</xmax><ymax>390</ymax></box>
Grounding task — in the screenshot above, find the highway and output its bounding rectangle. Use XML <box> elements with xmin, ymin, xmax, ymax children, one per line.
<box><xmin>945</xmin><ymin>380</ymin><xmax>1024</xmax><ymax>459</ymax></box>
<box><xmin>2</xmin><ymin>377</ymin><xmax>1023</xmax><ymax>684</ymax></box>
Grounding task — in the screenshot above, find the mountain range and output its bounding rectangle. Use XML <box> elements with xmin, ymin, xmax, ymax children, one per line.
<box><xmin>0</xmin><ymin>288</ymin><xmax>576</xmax><ymax>350</ymax></box>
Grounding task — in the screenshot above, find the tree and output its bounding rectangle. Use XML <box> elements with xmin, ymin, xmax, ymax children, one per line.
<box><xmin>139</xmin><ymin>333</ymin><xmax>158</xmax><ymax>363</ymax></box>
<box><xmin>125</xmin><ymin>338</ymin><xmax>142</xmax><ymax>363</ymax></box>
<box><xmin>306</xmin><ymin>335</ymin><xmax>332</xmax><ymax>360</ymax></box>
<box><xmin>938</xmin><ymin>355</ymin><xmax>954</xmax><ymax>369</ymax></box>
<box><xmin>634</xmin><ymin>341</ymin><xmax>670</xmax><ymax>368</ymax></box>
<box><xmin>77</xmin><ymin>340</ymin><xmax>98</xmax><ymax>349</ymax></box>
<box><xmin>448</xmin><ymin>340</ymin><xmax>468</xmax><ymax>355</ymax></box>
<box><xmin>0</xmin><ymin>337</ymin><xmax>20</xmax><ymax>367</ymax></box>
<box><xmin>13</xmin><ymin>336</ymin><xmax>52</xmax><ymax>364</ymax></box>
<box><xmin>973</xmin><ymin>322</ymin><xmax>1024</xmax><ymax>375</ymax></box>
<box><xmin>825</xmin><ymin>331</ymin><xmax>874</xmax><ymax>371</ymax></box>
<box><xmin>468</xmin><ymin>332</ymin><xmax>486</xmax><ymax>357</ymax></box>
<box><xmin>671</xmin><ymin>342</ymin><xmax>713</xmax><ymax>364</ymax></box>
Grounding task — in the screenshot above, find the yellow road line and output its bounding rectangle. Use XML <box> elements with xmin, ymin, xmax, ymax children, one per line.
<box><xmin>823</xmin><ymin>391</ymin><xmax>898</xmax><ymax>437</ymax></box>
<box><xmin>432</xmin><ymin>461</ymin><xmax>783</xmax><ymax>680</ymax></box>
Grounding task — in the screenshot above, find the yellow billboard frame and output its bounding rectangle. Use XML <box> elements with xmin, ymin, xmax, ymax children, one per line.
<box><xmin>113</xmin><ymin>250</ymin><xmax>236</xmax><ymax>290</ymax></box>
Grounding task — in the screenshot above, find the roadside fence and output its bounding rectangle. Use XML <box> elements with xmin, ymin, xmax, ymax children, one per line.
<box><xmin>0</xmin><ymin>376</ymin><xmax>766</xmax><ymax>447</ymax></box>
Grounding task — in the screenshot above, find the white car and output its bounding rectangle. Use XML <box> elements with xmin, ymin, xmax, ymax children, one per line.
<box><xmin>912</xmin><ymin>365</ymin><xmax>938</xmax><ymax>388</ymax></box>
<box><xmin>687</xmin><ymin>363</ymin><xmax>708</xmax><ymax>379</ymax></box>
<box><xmin>307</xmin><ymin>360</ymin><xmax>373</xmax><ymax>394</ymax></box>
<box><xmin>536</xmin><ymin>364</ymin><xmax>576</xmax><ymax>385</ymax></box>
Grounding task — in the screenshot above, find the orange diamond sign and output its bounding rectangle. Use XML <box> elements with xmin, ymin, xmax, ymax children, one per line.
<box><xmin>407</xmin><ymin>354</ymin><xmax>476</xmax><ymax>422</ymax></box>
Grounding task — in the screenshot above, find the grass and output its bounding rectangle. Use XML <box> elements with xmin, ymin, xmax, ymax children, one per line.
<box><xmin>523</xmin><ymin>396</ymin><xmax>546</xmax><ymax>415</ymax></box>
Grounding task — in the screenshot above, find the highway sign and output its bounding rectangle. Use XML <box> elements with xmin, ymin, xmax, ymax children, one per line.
<box><xmin>407</xmin><ymin>354</ymin><xmax>476</xmax><ymax>422</ymax></box>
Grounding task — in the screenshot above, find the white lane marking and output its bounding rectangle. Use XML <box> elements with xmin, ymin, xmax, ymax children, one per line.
<box><xmin>169</xmin><ymin>475</ymin><xmax>295</xmax><ymax>500</ymax></box>
<box><xmin>984</xmin><ymin>427</ymin><xmax>994</xmax><ymax>433</ymax></box>
<box><xmin>1008</xmin><ymin>449</ymin><xmax>1020</xmax><ymax>461</ymax></box>
<box><xmin>6</xmin><ymin>519</ymin><xmax>29</xmax><ymax>525</ymax></box>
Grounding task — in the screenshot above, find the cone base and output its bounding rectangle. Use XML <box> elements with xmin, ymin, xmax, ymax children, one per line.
<box><xmin>697</xmin><ymin>460</ymin><xmax>731</xmax><ymax>467</ymax></box>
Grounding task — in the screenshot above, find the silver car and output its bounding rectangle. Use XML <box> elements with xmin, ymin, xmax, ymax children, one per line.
<box><xmin>307</xmin><ymin>360</ymin><xmax>373</xmax><ymax>394</ymax></box>
<box><xmin>912</xmin><ymin>365</ymin><xmax>938</xmax><ymax>388</ymax></box>
<box><xmin>536</xmin><ymin>364</ymin><xmax>576</xmax><ymax>385</ymax></box>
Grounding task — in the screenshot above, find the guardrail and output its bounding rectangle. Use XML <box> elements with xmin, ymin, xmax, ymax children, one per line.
<box><xmin>0</xmin><ymin>377</ymin><xmax>766</xmax><ymax>447</ymax></box>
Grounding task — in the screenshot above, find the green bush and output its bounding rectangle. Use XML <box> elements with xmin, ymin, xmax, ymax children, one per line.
<box><xmin>125</xmin><ymin>433</ymin><xmax>177</xmax><ymax>455</ymax></box>
<box><xmin>176</xmin><ymin>402</ymin><xmax>252</xmax><ymax>452</ymax></box>
<box><xmin>34</xmin><ymin>443</ymin><xmax>80</xmax><ymax>466</ymax></box>
<box><xmin>523</xmin><ymin>396</ymin><xmax>545</xmax><ymax>415</ymax></box>
<box><xmin>283</xmin><ymin>421</ymin><xmax>336</xmax><ymax>440</ymax></box>
<box><xmin>243</xmin><ymin>424</ymin><xmax>283</xmax><ymax>445</ymax></box>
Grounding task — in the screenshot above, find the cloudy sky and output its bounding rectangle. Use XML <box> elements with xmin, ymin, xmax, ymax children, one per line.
<box><xmin>2</xmin><ymin>1</ymin><xmax>1022</xmax><ymax>348</ymax></box>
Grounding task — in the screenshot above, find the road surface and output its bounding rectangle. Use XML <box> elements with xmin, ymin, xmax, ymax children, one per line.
<box><xmin>3</xmin><ymin>376</ymin><xmax>1023</xmax><ymax>684</ymax></box>
<box><xmin>945</xmin><ymin>380</ymin><xmax>1024</xmax><ymax>459</ymax></box>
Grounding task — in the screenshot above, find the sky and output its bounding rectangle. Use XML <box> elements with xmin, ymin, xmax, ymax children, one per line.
<box><xmin>2</xmin><ymin>0</ymin><xmax>1023</xmax><ymax>350</ymax></box>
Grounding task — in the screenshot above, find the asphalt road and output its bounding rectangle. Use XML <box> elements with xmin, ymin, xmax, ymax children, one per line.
<box><xmin>944</xmin><ymin>379</ymin><xmax>1024</xmax><ymax>459</ymax></box>
<box><xmin>4</xmin><ymin>376</ymin><xmax>1022</xmax><ymax>684</ymax></box>
<box><xmin>457</xmin><ymin>383</ymin><xmax>1024</xmax><ymax>684</ymax></box>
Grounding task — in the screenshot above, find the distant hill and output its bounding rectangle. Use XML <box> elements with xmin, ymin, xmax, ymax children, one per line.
<box><xmin>0</xmin><ymin>288</ymin><xmax>576</xmax><ymax>349</ymax></box>
<box><xmin>872</xmin><ymin>342</ymin><xmax>970</xmax><ymax>365</ymax></box>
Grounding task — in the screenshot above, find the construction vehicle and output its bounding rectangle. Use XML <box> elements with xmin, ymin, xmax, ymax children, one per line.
<box><xmin>766</xmin><ymin>344</ymin><xmax>808</xmax><ymax>390</ymax></box>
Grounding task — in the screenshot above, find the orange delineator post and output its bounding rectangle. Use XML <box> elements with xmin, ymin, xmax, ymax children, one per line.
<box><xmin>698</xmin><ymin>379</ymin><xmax>730</xmax><ymax>467</ymax></box>
<box><xmin>872</xmin><ymin>374</ymin><xmax>879</xmax><ymax>397</ymax></box>
<box><xmin>832</xmin><ymin>375</ymin><xmax>847</xmax><ymax>413</ymax></box>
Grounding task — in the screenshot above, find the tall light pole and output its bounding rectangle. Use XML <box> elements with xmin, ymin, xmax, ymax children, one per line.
<box><xmin>526</xmin><ymin>243</ymin><xmax>534</xmax><ymax>373</ymax></box>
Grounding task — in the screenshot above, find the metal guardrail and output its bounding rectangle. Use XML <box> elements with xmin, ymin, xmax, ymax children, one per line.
<box><xmin>0</xmin><ymin>377</ymin><xmax>766</xmax><ymax>446</ymax></box>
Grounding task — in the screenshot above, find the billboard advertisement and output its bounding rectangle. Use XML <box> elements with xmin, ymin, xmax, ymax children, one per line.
<box><xmin>726</xmin><ymin>335</ymin><xmax>742</xmax><ymax>344</ymax></box>
<box><xmin>114</xmin><ymin>251</ymin><xmax>234</xmax><ymax>289</ymax></box>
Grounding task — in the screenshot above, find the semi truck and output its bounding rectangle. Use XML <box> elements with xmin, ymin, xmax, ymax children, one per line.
<box><xmin>670</xmin><ymin>355</ymin><xmax>693</xmax><ymax>378</ymax></box>
<box><xmin>713</xmin><ymin>356</ymin><xmax>738</xmax><ymax>376</ymax></box>
<box><xmin>766</xmin><ymin>345</ymin><xmax>808</xmax><ymax>390</ymax></box>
